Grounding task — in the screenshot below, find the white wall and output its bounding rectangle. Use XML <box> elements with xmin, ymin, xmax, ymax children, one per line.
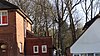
<box><xmin>71</xmin><ymin>18</ymin><xmax>100</xmax><ymax>53</ymax></box>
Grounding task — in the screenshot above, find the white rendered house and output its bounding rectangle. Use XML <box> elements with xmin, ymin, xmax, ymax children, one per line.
<box><xmin>70</xmin><ymin>14</ymin><xmax>100</xmax><ymax>56</ymax></box>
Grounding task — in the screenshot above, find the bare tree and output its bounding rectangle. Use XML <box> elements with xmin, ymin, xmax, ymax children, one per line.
<box><xmin>53</xmin><ymin>0</ymin><xmax>82</xmax><ymax>55</ymax></box>
<box><xmin>30</xmin><ymin>0</ymin><xmax>55</xmax><ymax>37</ymax></box>
<box><xmin>81</xmin><ymin>0</ymin><xmax>96</xmax><ymax>23</ymax></box>
<box><xmin>7</xmin><ymin>0</ymin><xmax>85</xmax><ymax>55</ymax></box>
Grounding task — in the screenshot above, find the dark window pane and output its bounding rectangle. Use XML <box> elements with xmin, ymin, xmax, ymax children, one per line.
<box><xmin>88</xmin><ymin>53</ymin><xmax>94</xmax><ymax>56</ymax></box>
<box><xmin>0</xmin><ymin>12</ymin><xmax>1</xmax><ymax>24</ymax></box>
<box><xmin>43</xmin><ymin>46</ymin><xmax>46</xmax><ymax>51</ymax></box>
<box><xmin>81</xmin><ymin>54</ymin><xmax>87</xmax><ymax>56</ymax></box>
<box><xmin>35</xmin><ymin>47</ymin><xmax>37</xmax><ymax>52</ymax></box>
<box><xmin>0</xmin><ymin>16</ymin><xmax>1</xmax><ymax>24</ymax></box>
<box><xmin>2</xmin><ymin>12</ymin><xmax>7</xmax><ymax>16</ymax></box>
<box><xmin>74</xmin><ymin>54</ymin><xmax>79</xmax><ymax>56</ymax></box>
<box><xmin>95</xmin><ymin>53</ymin><xmax>100</xmax><ymax>56</ymax></box>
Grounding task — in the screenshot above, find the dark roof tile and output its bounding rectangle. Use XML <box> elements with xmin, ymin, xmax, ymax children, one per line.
<box><xmin>0</xmin><ymin>0</ymin><xmax>18</xmax><ymax>9</ymax></box>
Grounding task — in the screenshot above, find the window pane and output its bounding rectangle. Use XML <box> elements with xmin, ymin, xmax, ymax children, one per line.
<box><xmin>0</xmin><ymin>12</ymin><xmax>1</xmax><ymax>24</ymax></box>
<box><xmin>88</xmin><ymin>53</ymin><xmax>94</xmax><ymax>56</ymax></box>
<box><xmin>2</xmin><ymin>16</ymin><xmax>7</xmax><ymax>24</ymax></box>
<box><xmin>81</xmin><ymin>54</ymin><xmax>87</xmax><ymax>56</ymax></box>
<box><xmin>74</xmin><ymin>54</ymin><xmax>79</xmax><ymax>56</ymax></box>
<box><xmin>95</xmin><ymin>53</ymin><xmax>100</xmax><ymax>56</ymax></box>
<box><xmin>42</xmin><ymin>45</ymin><xmax>47</xmax><ymax>53</ymax></box>
<box><xmin>43</xmin><ymin>46</ymin><xmax>46</xmax><ymax>51</ymax></box>
<box><xmin>0</xmin><ymin>16</ymin><xmax>1</xmax><ymax>24</ymax></box>
<box><xmin>35</xmin><ymin>47</ymin><xmax>37</xmax><ymax>52</ymax></box>
<box><xmin>33</xmin><ymin>46</ymin><xmax>38</xmax><ymax>53</ymax></box>
<box><xmin>0</xmin><ymin>12</ymin><xmax>1</xmax><ymax>16</ymax></box>
<box><xmin>2</xmin><ymin>12</ymin><xmax>7</xmax><ymax>16</ymax></box>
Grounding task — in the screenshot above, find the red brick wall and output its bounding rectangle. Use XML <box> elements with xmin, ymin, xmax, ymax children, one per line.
<box><xmin>0</xmin><ymin>10</ymin><xmax>16</xmax><ymax>33</ymax></box>
<box><xmin>25</xmin><ymin>37</ymin><xmax>53</xmax><ymax>56</ymax></box>
<box><xmin>0</xmin><ymin>9</ymin><xmax>26</xmax><ymax>56</ymax></box>
<box><xmin>0</xmin><ymin>9</ymin><xmax>17</xmax><ymax>56</ymax></box>
<box><xmin>66</xmin><ymin>47</ymin><xmax>72</xmax><ymax>56</ymax></box>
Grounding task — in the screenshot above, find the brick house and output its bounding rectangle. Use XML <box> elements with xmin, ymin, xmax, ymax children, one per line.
<box><xmin>25</xmin><ymin>31</ymin><xmax>53</xmax><ymax>56</ymax></box>
<box><xmin>0</xmin><ymin>0</ymin><xmax>32</xmax><ymax>56</ymax></box>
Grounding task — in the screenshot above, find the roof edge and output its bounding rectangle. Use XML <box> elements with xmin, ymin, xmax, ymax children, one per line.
<box><xmin>16</xmin><ymin>8</ymin><xmax>33</xmax><ymax>25</ymax></box>
<box><xmin>69</xmin><ymin>13</ymin><xmax>100</xmax><ymax>48</ymax></box>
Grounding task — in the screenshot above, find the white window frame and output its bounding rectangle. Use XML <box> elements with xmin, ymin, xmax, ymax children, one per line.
<box><xmin>33</xmin><ymin>45</ymin><xmax>39</xmax><ymax>53</ymax></box>
<box><xmin>42</xmin><ymin>45</ymin><xmax>47</xmax><ymax>53</ymax></box>
<box><xmin>19</xmin><ymin>42</ymin><xmax>22</xmax><ymax>53</ymax></box>
<box><xmin>0</xmin><ymin>10</ymin><xmax>8</xmax><ymax>26</ymax></box>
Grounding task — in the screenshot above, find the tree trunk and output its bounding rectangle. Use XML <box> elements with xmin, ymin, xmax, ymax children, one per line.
<box><xmin>68</xmin><ymin>5</ymin><xmax>76</xmax><ymax>43</ymax></box>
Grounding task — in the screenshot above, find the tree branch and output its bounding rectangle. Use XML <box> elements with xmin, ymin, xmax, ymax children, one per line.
<box><xmin>71</xmin><ymin>0</ymin><xmax>82</xmax><ymax>10</ymax></box>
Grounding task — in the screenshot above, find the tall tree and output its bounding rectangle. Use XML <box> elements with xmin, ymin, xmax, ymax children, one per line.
<box><xmin>53</xmin><ymin>0</ymin><xmax>82</xmax><ymax>55</ymax></box>
<box><xmin>81</xmin><ymin>0</ymin><xmax>96</xmax><ymax>22</ymax></box>
<box><xmin>32</xmin><ymin>0</ymin><xmax>54</xmax><ymax>36</ymax></box>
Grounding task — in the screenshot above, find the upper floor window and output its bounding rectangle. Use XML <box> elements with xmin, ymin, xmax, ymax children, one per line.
<box><xmin>0</xmin><ymin>10</ymin><xmax>8</xmax><ymax>25</ymax></box>
<box><xmin>42</xmin><ymin>45</ymin><xmax>47</xmax><ymax>53</ymax></box>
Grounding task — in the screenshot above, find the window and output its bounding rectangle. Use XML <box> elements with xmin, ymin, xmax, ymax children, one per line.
<box><xmin>0</xmin><ymin>10</ymin><xmax>8</xmax><ymax>25</ymax></box>
<box><xmin>33</xmin><ymin>46</ymin><xmax>39</xmax><ymax>53</ymax></box>
<box><xmin>73</xmin><ymin>54</ymin><xmax>79</xmax><ymax>56</ymax></box>
<box><xmin>74</xmin><ymin>54</ymin><xmax>79</xmax><ymax>56</ymax></box>
<box><xmin>81</xmin><ymin>54</ymin><xmax>87</xmax><ymax>56</ymax></box>
<box><xmin>42</xmin><ymin>45</ymin><xmax>47</xmax><ymax>53</ymax></box>
<box><xmin>95</xmin><ymin>53</ymin><xmax>100</xmax><ymax>56</ymax></box>
<box><xmin>88</xmin><ymin>53</ymin><xmax>94</xmax><ymax>56</ymax></box>
<box><xmin>19</xmin><ymin>42</ymin><xmax>22</xmax><ymax>53</ymax></box>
